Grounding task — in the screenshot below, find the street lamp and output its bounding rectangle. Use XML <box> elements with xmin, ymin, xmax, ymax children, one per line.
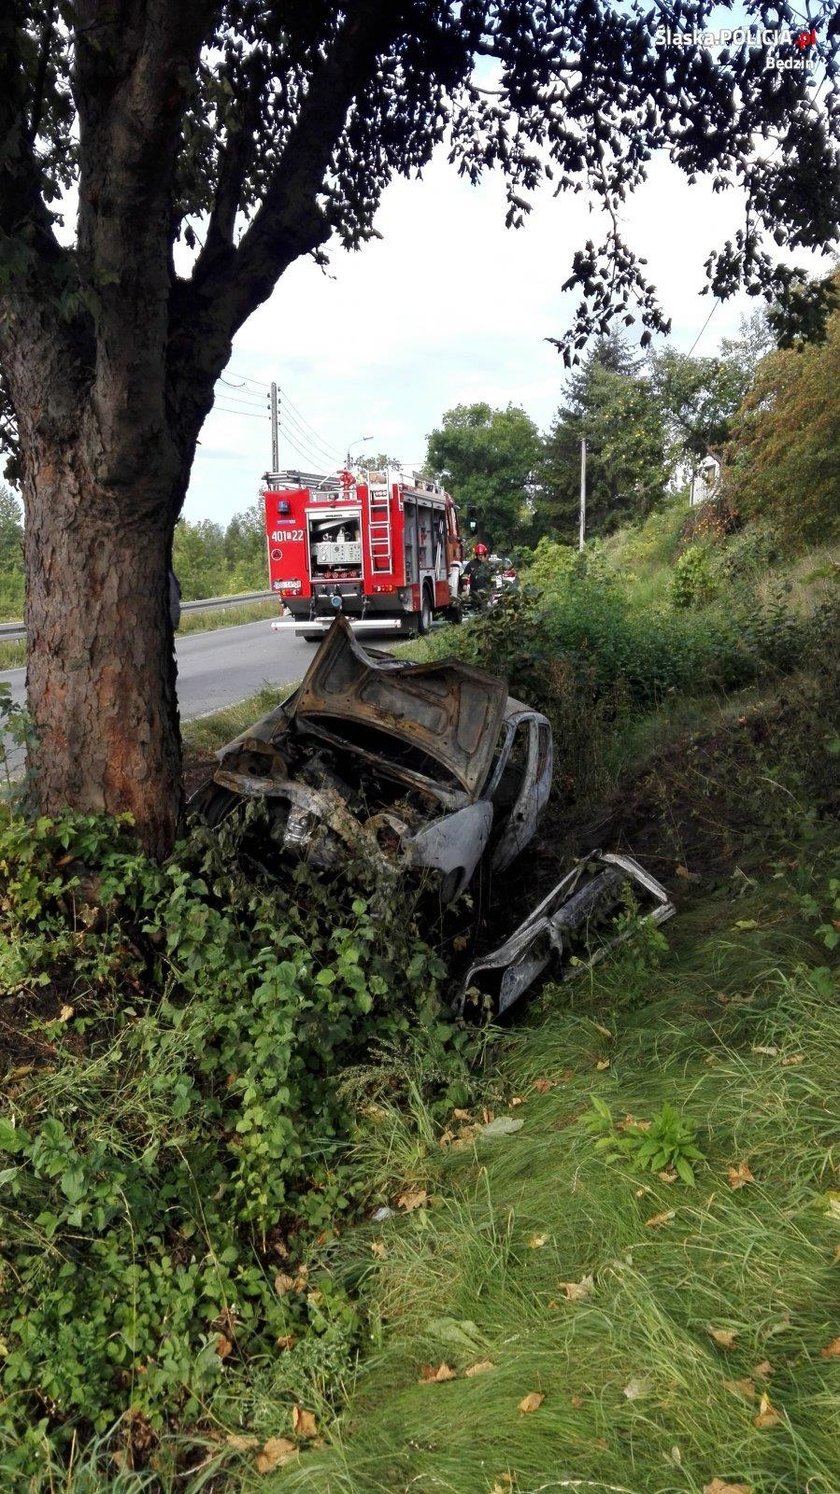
<box><xmin>346</xmin><ymin>434</ymin><xmax>373</xmax><ymax>468</ymax></box>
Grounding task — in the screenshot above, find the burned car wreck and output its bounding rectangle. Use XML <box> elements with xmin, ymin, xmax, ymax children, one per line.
<box><xmin>191</xmin><ymin>616</ymin><xmax>674</xmax><ymax>1014</ymax></box>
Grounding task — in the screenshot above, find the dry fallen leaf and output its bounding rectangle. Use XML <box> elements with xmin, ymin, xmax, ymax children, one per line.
<box><xmin>657</xmin><ymin>1168</ymin><xmax>679</xmax><ymax>1184</ymax></box>
<box><xmin>370</xmin><ymin>1240</ymin><xmax>387</xmax><ymax>1260</ymax></box>
<box><xmin>274</xmin><ymin>1272</ymin><xmax>297</xmax><ymax>1296</ymax></box>
<box><xmin>723</xmin><ymin>1378</ymin><xmax>756</xmax><ymax>1401</ymax></box>
<box><xmin>452</xmin><ymin>1108</ymin><xmax>473</xmax><ymax>1122</ymax></box>
<box><xmin>275</xmin><ymin>1334</ymin><xmax>296</xmax><ymax>1351</ymax></box>
<box><xmin>752</xmin><ymin>1393</ymin><xmax>782</xmax><ymax>1429</ymax></box>
<box><xmin>781</xmin><ymin>1053</ymin><xmax>804</xmax><ymax>1067</ymax></box>
<box><xmin>216</xmin><ymin>1335</ymin><xmax>233</xmax><ymax>1359</ymax></box>
<box><xmin>570</xmin><ymin>1393</ymin><xmax>585</xmax><ymax>1409</ymax></box>
<box><xmin>418</xmin><ymin>1362</ymin><xmax>457</xmax><ymax>1384</ymax></box>
<box><xmin>528</xmin><ymin>1233</ymin><xmax>549</xmax><ymax>1249</ymax></box>
<box><xmin>255</xmin><ymin>1436</ymin><xmax>298</xmax><ymax>1474</ymax></box>
<box><xmin>752</xmin><ymin>1360</ymin><xmax>772</xmax><ymax>1379</ymax></box>
<box><xmin>58</xmin><ymin>1004</ymin><xmax>74</xmax><ymax>1022</ymax></box>
<box><xmin>464</xmin><ymin>1359</ymin><xmax>496</xmax><ymax>1376</ymax></box>
<box><xmin>635</xmin><ymin>1185</ymin><xmax>653</xmax><ymax>1199</ymax></box>
<box><xmin>708</xmin><ymin>1327</ymin><xmax>737</xmax><ymax>1350</ymax></box>
<box><xmin>832</xmin><ymin>1244</ymin><xmax>840</xmax><ymax>1266</ymax></box>
<box><xmin>645</xmin><ymin>1210</ymin><xmax>676</xmax><ymax>1228</ymax></box>
<box><xmin>593</xmin><ymin>1022</ymin><xmax>613</xmax><ymax>1038</ymax></box>
<box><xmin>595</xmin><ymin>1058</ymin><xmax>611</xmax><ymax>1071</ymax></box>
<box><xmin>397</xmin><ymin>1187</ymin><xmax>428</xmax><ymax>1212</ymax></box>
<box><xmin>623</xmin><ymin>1377</ymin><xmax>650</xmax><ymax>1401</ymax></box>
<box><xmin>820</xmin><ymin>1336</ymin><xmax>840</xmax><ymax>1358</ymax></box>
<box><xmin>491</xmin><ymin>1477</ymin><xmax>514</xmax><ymax>1493</ymax></box>
<box><xmin>517</xmin><ymin>1391</ymin><xmax>544</xmax><ymax>1414</ymax></box>
<box><xmin>292</xmin><ymin>1406</ymin><xmax>317</xmax><ymax>1439</ymax></box>
<box><xmin>727</xmin><ymin>1162</ymin><xmax>756</xmax><ymax>1190</ymax></box>
<box><xmin>751</xmin><ymin>1044</ymin><xmax>778</xmax><ymax>1057</ymax></box>
<box><xmin>533</xmin><ymin>1077</ymin><xmax>554</xmax><ymax>1094</ymax></box>
<box><xmin>509</xmin><ymin>1096</ymin><xmax>525</xmax><ymax>1108</ymax></box>
<box><xmin>226</xmin><ymin>1433</ymin><xmax>258</xmax><ymax>1451</ymax></box>
<box><xmin>702</xmin><ymin>1481</ymin><xmax>753</xmax><ymax>1494</ymax></box>
<box><xmin>558</xmin><ymin>1274</ymin><xmax>594</xmax><ymax>1302</ymax></box>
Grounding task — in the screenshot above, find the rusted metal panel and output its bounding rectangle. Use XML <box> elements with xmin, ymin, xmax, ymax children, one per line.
<box><xmin>289</xmin><ymin>615</ymin><xmax>507</xmax><ymax>797</ymax></box>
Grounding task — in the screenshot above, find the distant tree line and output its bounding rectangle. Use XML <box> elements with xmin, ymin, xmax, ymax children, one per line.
<box><xmin>171</xmin><ymin>503</ymin><xmax>268</xmax><ymax>601</ymax></box>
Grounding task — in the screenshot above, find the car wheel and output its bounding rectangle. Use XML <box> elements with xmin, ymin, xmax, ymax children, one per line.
<box><xmin>418</xmin><ymin>586</ymin><xmax>433</xmax><ymax>635</ymax></box>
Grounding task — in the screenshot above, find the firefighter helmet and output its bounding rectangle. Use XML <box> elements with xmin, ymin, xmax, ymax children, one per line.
<box><xmin>474</xmin><ymin>542</ymin><xmax>489</xmax><ymax>557</ymax></box>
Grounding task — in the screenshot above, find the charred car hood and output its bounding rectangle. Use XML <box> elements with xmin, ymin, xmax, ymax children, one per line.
<box><xmin>287</xmin><ymin>615</ymin><xmax>508</xmax><ymax>799</ymax></box>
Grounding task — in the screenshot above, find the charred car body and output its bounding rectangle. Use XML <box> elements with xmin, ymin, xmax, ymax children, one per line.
<box><xmin>192</xmin><ymin>616</ymin><xmax>673</xmax><ymax>1013</ymax></box>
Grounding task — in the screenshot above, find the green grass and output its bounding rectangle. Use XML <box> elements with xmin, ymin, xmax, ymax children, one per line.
<box><xmin>182</xmin><ymin>680</ymin><xmax>295</xmax><ymax>756</ymax></box>
<box><xmin>265</xmin><ymin>860</ymin><xmax>840</xmax><ymax>1494</ymax></box>
<box><xmin>0</xmin><ymin>639</ymin><xmax>25</xmax><ymax>669</ymax></box>
<box><xmin>177</xmin><ymin>598</ymin><xmax>282</xmax><ymax>633</ymax></box>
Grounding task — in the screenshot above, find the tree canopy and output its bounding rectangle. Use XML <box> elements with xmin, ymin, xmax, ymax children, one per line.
<box><xmin>2</xmin><ymin>1</ymin><xmax>840</xmax><ymax>851</ymax></box>
<box><xmin>426</xmin><ymin>403</ymin><xmax>542</xmax><ymax>553</ymax></box>
<box><xmin>540</xmin><ymin>338</ymin><xmax>669</xmax><ymax>542</ymax></box>
<box><xmin>724</xmin><ymin>272</ymin><xmax>840</xmax><ymax>547</ymax></box>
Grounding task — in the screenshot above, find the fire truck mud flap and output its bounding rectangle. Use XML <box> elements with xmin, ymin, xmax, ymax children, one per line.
<box><xmin>455</xmin><ymin>853</ymin><xmax>676</xmax><ymax>1019</ymax></box>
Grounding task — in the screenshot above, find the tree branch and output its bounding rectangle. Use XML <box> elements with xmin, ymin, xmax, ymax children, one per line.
<box><xmin>0</xmin><ymin>5</ymin><xmax>65</xmax><ymax>260</ymax></box>
<box><xmin>25</xmin><ymin>3</ymin><xmax>57</xmax><ymax>147</ymax></box>
<box><xmin>171</xmin><ymin>0</ymin><xmax>407</xmax><ymax>381</ymax></box>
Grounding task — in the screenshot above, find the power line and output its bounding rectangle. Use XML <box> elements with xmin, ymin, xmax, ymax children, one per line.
<box><xmin>225</xmin><ymin>366</ymin><xmax>344</xmax><ymax>464</ymax></box>
<box><xmin>687</xmin><ymin>299</ymin><xmax>720</xmax><ymax>356</ymax></box>
<box><xmin>215</xmin><ymin>403</ymin><xmax>268</xmax><ymax>421</ymax></box>
<box><xmin>216</xmin><ymin>388</ymin><xmax>269</xmax><ymax>411</ymax></box>
<box><xmin>277</xmin><ymin>403</ymin><xmax>342</xmax><ymax>465</ymax></box>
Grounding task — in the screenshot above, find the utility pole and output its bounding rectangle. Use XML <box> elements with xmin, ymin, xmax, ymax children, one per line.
<box><xmin>578</xmin><ymin>437</ymin><xmax>587</xmax><ymax>552</ymax></box>
<box><xmin>270</xmin><ymin>382</ymin><xmax>279</xmax><ymax>473</ymax></box>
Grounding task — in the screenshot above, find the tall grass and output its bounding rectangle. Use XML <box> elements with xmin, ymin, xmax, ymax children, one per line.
<box><xmin>271</xmin><ymin>850</ymin><xmax>840</xmax><ymax>1494</ymax></box>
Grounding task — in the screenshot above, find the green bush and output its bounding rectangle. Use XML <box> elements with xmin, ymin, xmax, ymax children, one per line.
<box><xmin>670</xmin><ymin>543</ymin><xmax>718</xmax><ymax>608</ymax></box>
<box><xmin>0</xmin><ymin>807</ymin><xmax>463</xmax><ymax>1470</ymax></box>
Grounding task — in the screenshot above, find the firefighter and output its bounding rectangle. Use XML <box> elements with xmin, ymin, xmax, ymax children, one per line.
<box><xmin>463</xmin><ymin>542</ymin><xmax>493</xmax><ymax>609</ymax></box>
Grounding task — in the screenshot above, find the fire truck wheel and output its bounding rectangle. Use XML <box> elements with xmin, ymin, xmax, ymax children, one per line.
<box><xmin>302</xmin><ymin>632</ymin><xmax>324</xmax><ymax>643</ymax></box>
<box><xmin>417</xmin><ymin>586</ymin><xmax>433</xmax><ymax>636</ymax></box>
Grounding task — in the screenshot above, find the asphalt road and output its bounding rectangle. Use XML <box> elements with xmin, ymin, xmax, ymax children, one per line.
<box><xmin>0</xmin><ymin>618</ymin><xmax>318</xmax><ymax>722</ymax></box>
<box><xmin>0</xmin><ymin>619</ymin><xmax>325</xmax><ymax>776</ymax></box>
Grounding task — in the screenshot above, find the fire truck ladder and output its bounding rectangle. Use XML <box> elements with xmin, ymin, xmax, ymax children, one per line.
<box><xmin>367</xmin><ymin>480</ymin><xmax>393</xmax><ymax>573</ymax></box>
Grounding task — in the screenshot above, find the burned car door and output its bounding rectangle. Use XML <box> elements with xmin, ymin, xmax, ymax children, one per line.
<box><xmin>483</xmin><ymin>707</ymin><xmax>553</xmax><ymax>872</ymax></box>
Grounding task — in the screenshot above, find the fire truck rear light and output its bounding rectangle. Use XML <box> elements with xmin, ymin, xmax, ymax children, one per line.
<box><xmin>372</xmin><ymin>584</ymin><xmax>395</xmax><ymax>593</ymax></box>
<box><xmin>281</xmin><ymin>580</ymin><xmax>302</xmax><ymax>594</ymax></box>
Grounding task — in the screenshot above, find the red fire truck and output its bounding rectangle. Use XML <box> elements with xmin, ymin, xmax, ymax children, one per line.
<box><xmin>263</xmin><ymin>467</ymin><xmax>464</xmax><ymax>637</ymax></box>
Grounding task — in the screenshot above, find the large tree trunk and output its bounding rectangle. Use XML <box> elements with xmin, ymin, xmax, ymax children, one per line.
<box><xmin>22</xmin><ymin>435</ymin><xmax>184</xmax><ymax>859</ymax></box>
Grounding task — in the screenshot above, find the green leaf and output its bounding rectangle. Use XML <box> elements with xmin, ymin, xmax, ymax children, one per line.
<box><xmin>674</xmin><ymin>1156</ymin><xmax>696</xmax><ymax>1186</ymax></box>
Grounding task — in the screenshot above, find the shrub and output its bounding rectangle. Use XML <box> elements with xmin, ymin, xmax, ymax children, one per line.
<box><xmin>670</xmin><ymin>543</ymin><xmax>718</xmax><ymax>609</ymax></box>
<box><xmin>0</xmin><ymin>807</ymin><xmax>464</xmax><ymax>1468</ymax></box>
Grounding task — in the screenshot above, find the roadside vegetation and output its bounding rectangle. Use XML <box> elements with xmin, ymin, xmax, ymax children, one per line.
<box><xmin>2</xmin><ymin>281</ymin><xmax>840</xmax><ymax>1488</ymax></box>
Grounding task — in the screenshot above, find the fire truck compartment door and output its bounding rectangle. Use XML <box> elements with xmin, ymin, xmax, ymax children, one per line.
<box><xmin>290</xmin><ymin>615</ymin><xmax>507</xmax><ymax>798</ymax></box>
